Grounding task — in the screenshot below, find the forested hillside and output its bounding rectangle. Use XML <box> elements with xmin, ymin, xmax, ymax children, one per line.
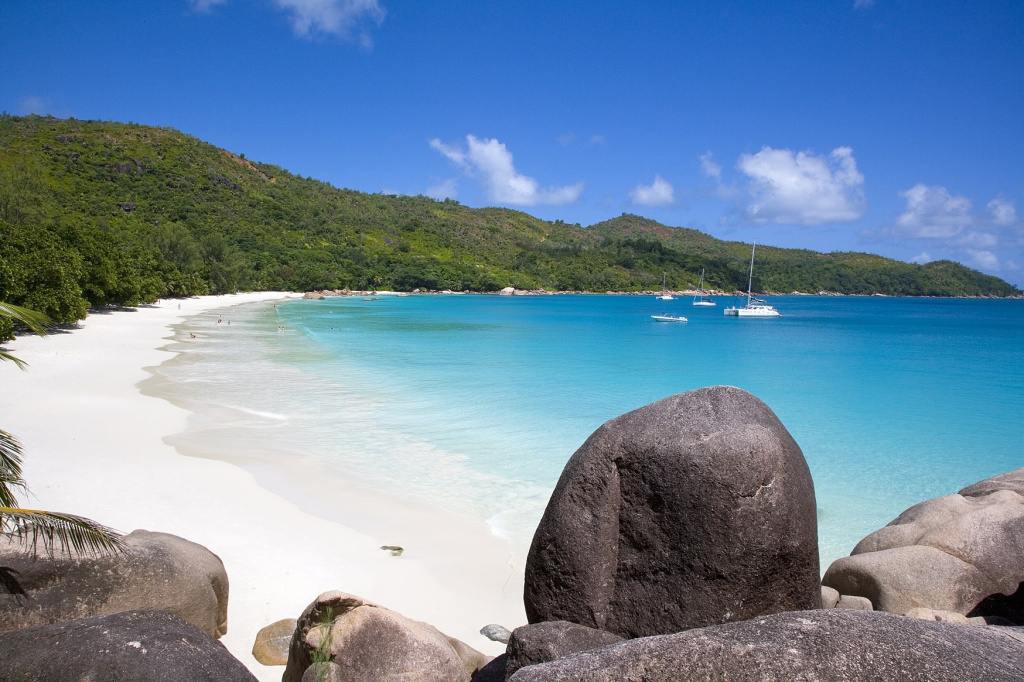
<box><xmin>0</xmin><ymin>115</ymin><xmax>1017</xmax><ymax>337</ymax></box>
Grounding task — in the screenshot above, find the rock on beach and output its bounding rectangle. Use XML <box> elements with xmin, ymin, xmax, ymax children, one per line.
<box><xmin>504</xmin><ymin>609</ymin><xmax>1024</xmax><ymax>681</ymax></box>
<box><xmin>0</xmin><ymin>529</ymin><xmax>229</xmax><ymax>639</ymax></box>
<box><xmin>524</xmin><ymin>385</ymin><xmax>821</xmax><ymax>638</ymax></box>
<box><xmin>823</xmin><ymin>467</ymin><xmax>1024</xmax><ymax>622</ymax></box>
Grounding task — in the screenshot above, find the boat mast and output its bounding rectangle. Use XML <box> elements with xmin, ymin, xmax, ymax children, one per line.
<box><xmin>747</xmin><ymin>240</ymin><xmax>756</xmax><ymax>305</ymax></box>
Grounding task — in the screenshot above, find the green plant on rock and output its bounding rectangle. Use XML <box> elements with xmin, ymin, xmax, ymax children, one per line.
<box><xmin>309</xmin><ymin>605</ymin><xmax>335</xmax><ymax>682</ymax></box>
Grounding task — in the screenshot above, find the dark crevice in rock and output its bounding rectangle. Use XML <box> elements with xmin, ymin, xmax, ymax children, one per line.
<box><xmin>969</xmin><ymin>581</ymin><xmax>1024</xmax><ymax>625</ymax></box>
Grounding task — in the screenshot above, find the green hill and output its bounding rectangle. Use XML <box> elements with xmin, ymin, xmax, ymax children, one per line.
<box><xmin>0</xmin><ymin>114</ymin><xmax>1018</xmax><ymax>337</ymax></box>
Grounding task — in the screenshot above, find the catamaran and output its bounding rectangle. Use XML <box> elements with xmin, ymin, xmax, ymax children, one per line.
<box><xmin>692</xmin><ymin>268</ymin><xmax>716</xmax><ymax>307</ymax></box>
<box><xmin>657</xmin><ymin>273</ymin><xmax>673</xmax><ymax>300</ymax></box>
<box><xmin>724</xmin><ymin>240</ymin><xmax>780</xmax><ymax>317</ymax></box>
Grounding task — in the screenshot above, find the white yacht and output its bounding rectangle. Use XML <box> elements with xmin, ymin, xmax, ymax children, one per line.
<box><xmin>692</xmin><ymin>269</ymin><xmax>716</xmax><ymax>307</ymax></box>
<box><xmin>657</xmin><ymin>273</ymin><xmax>673</xmax><ymax>300</ymax></box>
<box><xmin>724</xmin><ymin>241</ymin><xmax>780</xmax><ymax>317</ymax></box>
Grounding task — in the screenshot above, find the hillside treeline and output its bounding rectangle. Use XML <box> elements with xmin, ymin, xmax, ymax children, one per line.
<box><xmin>0</xmin><ymin>115</ymin><xmax>1017</xmax><ymax>338</ymax></box>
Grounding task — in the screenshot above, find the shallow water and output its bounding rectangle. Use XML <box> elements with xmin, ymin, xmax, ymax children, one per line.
<box><xmin>155</xmin><ymin>294</ymin><xmax>1024</xmax><ymax>571</ymax></box>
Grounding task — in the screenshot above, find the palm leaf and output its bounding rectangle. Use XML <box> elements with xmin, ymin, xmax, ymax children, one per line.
<box><xmin>0</xmin><ymin>302</ymin><xmax>51</xmax><ymax>370</ymax></box>
<box><xmin>0</xmin><ymin>430</ymin><xmax>26</xmax><ymax>508</ymax></box>
<box><xmin>0</xmin><ymin>303</ymin><xmax>50</xmax><ymax>335</ymax></box>
<box><xmin>1</xmin><ymin>507</ymin><xmax>128</xmax><ymax>557</ymax></box>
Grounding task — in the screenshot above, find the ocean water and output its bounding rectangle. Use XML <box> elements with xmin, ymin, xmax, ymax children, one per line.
<box><xmin>155</xmin><ymin>294</ymin><xmax>1024</xmax><ymax>572</ymax></box>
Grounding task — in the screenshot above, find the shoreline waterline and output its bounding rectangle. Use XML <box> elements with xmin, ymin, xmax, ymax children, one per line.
<box><xmin>1</xmin><ymin>293</ymin><xmax>523</xmax><ymax>682</ymax></box>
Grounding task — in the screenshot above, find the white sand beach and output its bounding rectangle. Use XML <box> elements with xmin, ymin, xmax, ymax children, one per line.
<box><xmin>1</xmin><ymin>294</ymin><xmax>526</xmax><ymax>681</ymax></box>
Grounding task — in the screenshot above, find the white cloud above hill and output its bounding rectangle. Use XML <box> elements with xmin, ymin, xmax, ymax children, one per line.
<box><xmin>737</xmin><ymin>146</ymin><xmax>866</xmax><ymax>225</ymax></box>
<box><xmin>629</xmin><ymin>175</ymin><xmax>675</xmax><ymax>207</ymax></box>
<box><xmin>430</xmin><ymin>135</ymin><xmax>583</xmax><ymax>207</ymax></box>
<box><xmin>895</xmin><ymin>184</ymin><xmax>973</xmax><ymax>238</ymax></box>
<box><xmin>188</xmin><ymin>0</ymin><xmax>385</xmax><ymax>44</ymax></box>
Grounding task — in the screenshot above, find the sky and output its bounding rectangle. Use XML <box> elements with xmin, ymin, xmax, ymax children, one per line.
<box><xmin>2</xmin><ymin>1</ymin><xmax>1022</xmax><ymax>285</ymax></box>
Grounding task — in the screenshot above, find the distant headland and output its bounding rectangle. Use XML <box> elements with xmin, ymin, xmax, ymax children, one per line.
<box><xmin>1</xmin><ymin>114</ymin><xmax>1019</xmax><ymax>337</ymax></box>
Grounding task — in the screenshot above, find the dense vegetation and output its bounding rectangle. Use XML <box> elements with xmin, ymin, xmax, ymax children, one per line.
<box><xmin>0</xmin><ymin>114</ymin><xmax>1017</xmax><ymax>337</ymax></box>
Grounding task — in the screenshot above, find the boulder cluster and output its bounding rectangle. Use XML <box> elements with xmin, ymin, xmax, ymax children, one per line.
<box><xmin>2</xmin><ymin>386</ymin><xmax>1022</xmax><ymax>680</ymax></box>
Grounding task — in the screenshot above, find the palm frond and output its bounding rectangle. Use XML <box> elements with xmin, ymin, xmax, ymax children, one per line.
<box><xmin>1</xmin><ymin>507</ymin><xmax>128</xmax><ymax>557</ymax></box>
<box><xmin>0</xmin><ymin>302</ymin><xmax>50</xmax><ymax>370</ymax></box>
<box><xmin>0</xmin><ymin>303</ymin><xmax>50</xmax><ymax>336</ymax></box>
<box><xmin>0</xmin><ymin>349</ymin><xmax>30</xmax><ymax>371</ymax></box>
<box><xmin>0</xmin><ymin>430</ymin><xmax>26</xmax><ymax>508</ymax></box>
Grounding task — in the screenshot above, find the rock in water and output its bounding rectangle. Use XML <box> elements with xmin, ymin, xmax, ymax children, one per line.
<box><xmin>0</xmin><ymin>610</ymin><xmax>257</xmax><ymax>681</ymax></box>
<box><xmin>505</xmin><ymin>610</ymin><xmax>1024</xmax><ymax>681</ymax></box>
<box><xmin>524</xmin><ymin>386</ymin><xmax>820</xmax><ymax>638</ymax></box>
<box><xmin>0</xmin><ymin>529</ymin><xmax>229</xmax><ymax>638</ymax></box>
<box><xmin>823</xmin><ymin>467</ymin><xmax>1024</xmax><ymax>622</ymax></box>
<box><xmin>283</xmin><ymin>591</ymin><xmax>489</xmax><ymax>682</ymax></box>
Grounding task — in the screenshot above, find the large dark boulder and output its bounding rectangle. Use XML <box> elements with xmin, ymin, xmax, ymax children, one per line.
<box><xmin>506</xmin><ymin>609</ymin><xmax>1024</xmax><ymax>681</ymax></box>
<box><xmin>823</xmin><ymin>468</ymin><xmax>1024</xmax><ymax>623</ymax></box>
<box><xmin>505</xmin><ymin>621</ymin><xmax>623</xmax><ymax>680</ymax></box>
<box><xmin>0</xmin><ymin>529</ymin><xmax>229</xmax><ymax>638</ymax></box>
<box><xmin>283</xmin><ymin>590</ymin><xmax>490</xmax><ymax>682</ymax></box>
<box><xmin>524</xmin><ymin>386</ymin><xmax>820</xmax><ymax>638</ymax></box>
<box><xmin>0</xmin><ymin>609</ymin><xmax>257</xmax><ymax>682</ymax></box>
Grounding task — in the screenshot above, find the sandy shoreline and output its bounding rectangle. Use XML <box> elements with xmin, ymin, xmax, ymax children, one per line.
<box><xmin>1</xmin><ymin>294</ymin><xmax>525</xmax><ymax>681</ymax></box>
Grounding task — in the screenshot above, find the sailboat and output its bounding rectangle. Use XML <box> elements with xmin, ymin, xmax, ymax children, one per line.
<box><xmin>692</xmin><ymin>269</ymin><xmax>716</xmax><ymax>307</ymax></box>
<box><xmin>724</xmin><ymin>240</ymin><xmax>780</xmax><ymax>317</ymax></box>
<box><xmin>657</xmin><ymin>273</ymin><xmax>673</xmax><ymax>300</ymax></box>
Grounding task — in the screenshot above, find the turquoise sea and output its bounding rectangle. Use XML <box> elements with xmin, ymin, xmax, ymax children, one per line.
<box><xmin>158</xmin><ymin>294</ymin><xmax>1024</xmax><ymax>571</ymax></box>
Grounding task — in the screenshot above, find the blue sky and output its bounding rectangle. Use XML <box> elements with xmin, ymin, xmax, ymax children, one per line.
<box><xmin>2</xmin><ymin>1</ymin><xmax>1022</xmax><ymax>285</ymax></box>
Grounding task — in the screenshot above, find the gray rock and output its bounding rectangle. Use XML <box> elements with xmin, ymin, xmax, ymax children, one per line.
<box><xmin>960</xmin><ymin>467</ymin><xmax>1024</xmax><ymax>498</ymax></box>
<box><xmin>820</xmin><ymin>585</ymin><xmax>840</xmax><ymax>609</ymax></box>
<box><xmin>524</xmin><ymin>386</ymin><xmax>820</xmax><ymax>638</ymax></box>
<box><xmin>836</xmin><ymin>594</ymin><xmax>874</xmax><ymax>611</ymax></box>
<box><xmin>302</xmin><ymin>662</ymin><xmax>344</xmax><ymax>682</ymax></box>
<box><xmin>252</xmin><ymin>618</ymin><xmax>297</xmax><ymax>666</ymax></box>
<box><xmin>0</xmin><ymin>529</ymin><xmax>229</xmax><ymax>638</ymax></box>
<box><xmin>506</xmin><ymin>609</ymin><xmax>1024</xmax><ymax>681</ymax></box>
<box><xmin>505</xmin><ymin>621</ymin><xmax>623</xmax><ymax>680</ymax></box>
<box><xmin>822</xmin><ymin>472</ymin><xmax>1024</xmax><ymax>623</ymax></box>
<box><xmin>905</xmin><ymin>607</ymin><xmax>970</xmax><ymax>625</ymax></box>
<box><xmin>283</xmin><ymin>591</ymin><xmax>487</xmax><ymax>682</ymax></box>
<box><xmin>0</xmin><ymin>609</ymin><xmax>257</xmax><ymax>681</ymax></box>
<box><xmin>480</xmin><ymin>623</ymin><xmax>512</xmax><ymax>643</ymax></box>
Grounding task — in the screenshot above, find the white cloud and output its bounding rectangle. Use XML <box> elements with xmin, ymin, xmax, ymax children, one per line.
<box><xmin>966</xmin><ymin>249</ymin><xmax>1000</xmax><ymax>270</ymax></box>
<box><xmin>699</xmin><ymin>151</ymin><xmax>722</xmax><ymax>180</ymax></box>
<box><xmin>557</xmin><ymin>133</ymin><xmax>576</xmax><ymax>147</ymax></box>
<box><xmin>588</xmin><ymin>134</ymin><xmax>606</xmax><ymax>146</ymax></box>
<box><xmin>187</xmin><ymin>0</ymin><xmax>227</xmax><ymax>11</ymax></box>
<box><xmin>738</xmin><ymin>146</ymin><xmax>865</xmax><ymax>224</ymax></box>
<box><xmin>193</xmin><ymin>0</ymin><xmax>385</xmax><ymax>43</ymax></box>
<box><xmin>957</xmin><ymin>231</ymin><xmax>998</xmax><ymax>249</ymax></box>
<box><xmin>429</xmin><ymin>135</ymin><xmax>583</xmax><ymax>206</ymax></box>
<box><xmin>895</xmin><ymin>184</ymin><xmax>972</xmax><ymax>238</ymax></box>
<box><xmin>988</xmin><ymin>197</ymin><xmax>1017</xmax><ymax>226</ymax></box>
<box><xmin>910</xmin><ymin>252</ymin><xmax>932</xmax><ymax>264</ymax></box>
<box><xmin>425</xmin><ymin>178</ymin><xmax>458</xmax><ymax>201</ymax></box>
<box><xmin>274</xmin><ymin>0</ymin><xmax>385</xmax><ymax>43</ymax></box>
<box><xmin>629</xmin><ymin>175</ymin><xmax>675</xmax><ymax>207</ymax></box>
<box><xmin>17</xmin><ymin>96</ymin><xmax>47</xmax><ymax>115</ymax></box>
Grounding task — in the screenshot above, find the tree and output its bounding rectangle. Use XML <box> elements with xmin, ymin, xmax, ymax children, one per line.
<box><xmin>1</xmin><ymin>302</ymin><xmax>126</xmax><ymax>555</ymax></box>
